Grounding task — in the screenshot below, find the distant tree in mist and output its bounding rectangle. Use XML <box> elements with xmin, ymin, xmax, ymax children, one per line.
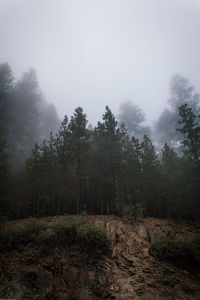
<box><xmin>11</xmin><ymin>68</ymin><xmax>42</xmax><ymax>164</ymax></box>
<box><xmin>155</xmin><ymin>108</ymin><xmax>181</xmax><ymax>148</ymax></box>
<box><xmin>0</xmin><ymin>63</ymin><xmax>14</xmax><ymax>142</ymax></box>
<box><xmin>118</xmin><ymin>100</ymin><xmax>150</xmax><ymax>140</ymax></box>
<box><xmin>154</xmin><ymin>74</ymin><xmax>200</xmax><ymax>149</ymax></box>
<box><xmin>40</xmin><ymin>103</ymin><xmax>60</xmax><ymax>140</ymax></box>
<box><xmin>169</xmin><ymin>74</ymin><xmax>200</xmax><ymax>113</ymax></box>
<box><xmin>0</xmin><ymin>63</ymin><xmax>60</xmax><ymax>169</ymax></box>
<box><xmin>0</xmin><ymin>62</ymin><xmax>14</xmax><ymax>92</ymax></box>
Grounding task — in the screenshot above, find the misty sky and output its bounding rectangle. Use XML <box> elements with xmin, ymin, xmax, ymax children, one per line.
<box><xmin>0</xmin><ymin>0</ymin><xmax>200</xmax><ymax>125</ymax></box>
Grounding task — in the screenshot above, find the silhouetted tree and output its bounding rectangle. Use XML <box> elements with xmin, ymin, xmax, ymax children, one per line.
<box><xmin>94</xmin><ymin>106</ymin><xmax>123</xmax><ymax>214</ymax></box>
<box><xmin>178</xmin><ymin>104</ymin><xmax>200</xmax><ymax>161</ymax></box>
<box><xmin>0</xmin><ymin>63</ymin><xmax>14</xmax><ymax>142</ymax></box>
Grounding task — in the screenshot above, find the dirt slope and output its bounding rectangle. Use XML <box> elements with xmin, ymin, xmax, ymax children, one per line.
<box><xmin>0</xmin><ymin>216</ymin><xmax>200</xmax><ymax>300</ymax></box>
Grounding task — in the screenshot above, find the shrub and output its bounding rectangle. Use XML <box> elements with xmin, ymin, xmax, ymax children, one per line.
<box><xmin>76</xmin><ymin>220</ymin><xmax>112</xmax><ymax>255</ymax></box>
<box><xmin>0</xmin><ymin>217</ymin><xmax>47</xmax><ymax>251</ymax></box>
<box><xmin>0</xmin><ymin>215</ymin><xmax>9</xmax><ymax>224</ymax></box>
<box><xmin>0</xmin><ymin>227</ymin><xmax>13</xmax><ymax>250</ymax></box>
<box><xmin>51</xmin><ymin>216</ymin><xmax>112</xmax><ymax>255</ymax></box>
<box><xmin>189</xmin><ymin>236</ymin><xmax>200</xmax><ymax>264</ymax></box>
<box><xmin>0</xmin><ymin>216</ymin><xmax>112</xmax><ymax>256</ymax></box>
<box><xmin>23</xmin><ymin>217</ymin><xmax>47</xmax><ymax>232</ymax></box>
<box><xmin>149</xmin><ymin>236</ymin><xmax>200</xmax><ymax>274</ymax></box>
<box><xmin>51</xmin><ymin>216</ymin><xmax>80</xmax><ymax>244</ymax></box>
<box><xmin>91</xmin><ymin>280</ymin><xmax>103</xmax><ymax>297</ymax></box>
<box><xmin>36</xmin><ymin>229</ymin><xmax>56</xmax><ymax>246</ymax></box>
<box><xmin>14</xmin><ymin>218</ymin><xmax>47</xmax><ymax>244</ymax></box>
<box><xmin>123</xmin><ymin>205</ymin><xmax>135</xmax><ymax>216</ymax></box>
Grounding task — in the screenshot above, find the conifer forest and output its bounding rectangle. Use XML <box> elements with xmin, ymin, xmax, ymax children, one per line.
<box><xmin>1</xmin><ymin>63</ymin><xmax>200</xmax><ymax>222</ymax></box>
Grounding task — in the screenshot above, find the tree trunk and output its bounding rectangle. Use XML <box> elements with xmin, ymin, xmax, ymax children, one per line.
<box><xmin>57</xmin><ymin>190</ymin><xmax>62</xmax><ymax>215</ymax></box>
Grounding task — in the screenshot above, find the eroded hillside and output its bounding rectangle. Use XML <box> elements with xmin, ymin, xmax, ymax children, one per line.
<box><xmin>0</xmin><ymin>216</ymin><xmax>200</xmax><ymax>300</ymax></box>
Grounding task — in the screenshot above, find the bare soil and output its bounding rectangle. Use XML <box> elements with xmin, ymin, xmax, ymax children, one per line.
<box><xmin>0</xmin><ymin>215</ymin><xmax>200</xmax><ymax>299</ymax></box>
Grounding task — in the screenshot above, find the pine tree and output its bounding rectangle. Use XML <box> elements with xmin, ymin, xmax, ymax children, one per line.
<box><xmin>94</xmin><ymin>106</ymin><xmax>123</xmax><ymax>214</ymax></box>
<box><xmin>0</xmin><ymin>141</ymin><xmax>10</xmax><ymax>218</ymax></box>
<box><xmin>0</xmin><ymin>63</ymin><xmax>14</xmax><ymax>143</ymax></box>
<box><xmin>140</xmin><ymin>135</ymin><xmax>160</xmax><ymax>217</ymax></box>
<box><xmin>68</xmin><ymin>107</ymin><xmax>90</xmax><ymax>214</ymax></box>
<box><xmin>9</xmin><ymin>68</ymin><xmax>42</xmax><ymax>168</ymax></box>
<box><xmin>178</xmin><ymin>104</ymin><xmax>200</xmax><ymax>161</ymax></box>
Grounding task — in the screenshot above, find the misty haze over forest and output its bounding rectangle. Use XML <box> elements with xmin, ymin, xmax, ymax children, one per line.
<box><xmin>0</xmin><ymin>0</ymin><xmax>200</xmax><ymax>222</ymax></box>
<box><xmin>1</xmin><ymin>0</ymin><xmax>200</xmax><ymax>124</ymax></box>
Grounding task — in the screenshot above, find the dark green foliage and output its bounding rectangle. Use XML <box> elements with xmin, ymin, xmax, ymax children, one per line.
<box><xmin>4</xmin><ymin>102</ymin><xmax>200</xmax><ymax>221</ymax></box>
<box><xmin>0</xmin><ymin>217</ymin><xmax>112</xmax><ymax>256</ymax></box>
<box><xmin>178</xmin><ymin>104</ymin><xmax>200</xmax><ymax>161</ymax></box>
<box><xmin>150</xmin><ymin>237</ymin><xmax>188</xmax><ymax>262</ymax></box>
<box><xmin>91</xmin><ymin>280</ymin><xmax>103</xmax><ymax>297</ymax></box>
<box><xmin>189</xmin><ymin>237</ymin><xmax>200</xmax><ymax>263</ymax></box>
<box><xmin>3</xmin><ymin>102</ymin><xmax>200</xmax><ymax>221</ymax></box>
<box><xmin>93</xmin><ymin>106</ymin><xmax>124</xmax><ymax>214</ymax></box>
<box><xmin>51</xmin><ymin>217</ymin><xmax>112</xmax><ymax>255</ymax></box>
<box><xmin>1</xmin><ymin>63</ymin><xmax>200</xmax><ymax>222</ymax></box>
<box><xmin>0</xmin><ymin>217</ymin><xmax>47</xmax><ymax>250</ymax></box>
<box><xmin>150</xmin><ymin>237</ymin><xmax>200</xmax><ymax>274</ymax></box>
<box><xmin>36</xmin><ymin>229</ymin><xmax>56</xmax><ymax>246</ymax></box>
<box><xmin>23</xmin><ymin>217</ymin><xmax>47</xmax><ymax>233</ymax></box>
<box><xmin>180</xmin><ymin>281</ymin><xmax>193</xmax><ymax>294</ymax></box>
<box><xmin>0</xmin><ymin>63</ymin><xmax>13</xmax><ymax>142</ymax></box>
<box><xmin>0</xmin><ymin>141</ymin><xmax>10</xmax><ymax>217</ymax></box>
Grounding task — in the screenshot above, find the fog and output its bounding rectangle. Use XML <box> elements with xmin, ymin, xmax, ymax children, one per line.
<box><xmin>1</xmin><ymin>0</ymin><xmax>200</xmax><ymax>125</ymax></box>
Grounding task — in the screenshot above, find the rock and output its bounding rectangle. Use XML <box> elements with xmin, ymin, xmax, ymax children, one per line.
<box><xmin>128</xmin><ymin>268</ymin><xmax>136</xmax><ymax>276</ymax></box>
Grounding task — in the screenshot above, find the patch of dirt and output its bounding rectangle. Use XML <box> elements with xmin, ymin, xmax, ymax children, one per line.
<box><xmin>0</xmin><ymin>216</ymin><xmax>200</xmax><ymax>299</ymax></box>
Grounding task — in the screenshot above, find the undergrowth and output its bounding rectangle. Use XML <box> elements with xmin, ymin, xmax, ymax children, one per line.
<box><xmin>149</xmin><ymin>236</ymin><xmax>200</xmax><ymax>274</ymax></box>
<box><xmin>50</xmin><ymin>216</ymin><xmax>112</xmax><ymax>255</ymax></box>
<box><xmin>0</xmin><ymin>216</ymin><xmax>112</xmax><ymax>256</ymax></box>
<box><xmin>0</xmin><ymin>217</ymin><xmax>47</xmax><ymax>250</ymax></box>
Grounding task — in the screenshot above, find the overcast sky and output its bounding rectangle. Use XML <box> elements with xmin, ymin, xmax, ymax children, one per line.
<box><xmin>0</xmin><ymin>0</ymin><xmax>200</xmax><ymax>125</ymax></box>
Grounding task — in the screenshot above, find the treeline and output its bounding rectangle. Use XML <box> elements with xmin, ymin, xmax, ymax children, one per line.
<box><xmin>0</xmin><ymin>63</ymin><xmax>200</xmax><ymax>221</ymax></box>
<box><xmin>1</xmin><ymin>105</ymin><xmax>200</xmax><ymax>221</ymax></box>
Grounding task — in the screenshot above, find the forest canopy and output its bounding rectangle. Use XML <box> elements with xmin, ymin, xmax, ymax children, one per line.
<box><xmin>0</xmin><ymin>63</ymin><xmax>200</xmax><ymax>222</ymax></box>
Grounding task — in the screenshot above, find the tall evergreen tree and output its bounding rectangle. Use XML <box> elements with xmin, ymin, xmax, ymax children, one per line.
<box><xmin>67</xmin><ymin>107</ymin><xmax>90</xmax><ymax>214</ymax></box>
<box><xmin>0</xmin><ymin>63</ymin><xmax>14</xmax><ymax>143</ymax></box>
<box><xmin>140</xmin><ymin>135</ymin><xmax>160</xmax><ymax>216</ymax></box>
<box><xmin>94</xmin><ymin>106</ymin><xmax>123</xmax><ymax>214</ymax></box>
<box><xmin>0</xmin><ymin>141</ymin><xmax>10</xmax><ymax>218</ymax></box>
<box><xmin>178</xmin><ymin>104</ymin><xmax>200</xmax><ymax>161</ymax></box>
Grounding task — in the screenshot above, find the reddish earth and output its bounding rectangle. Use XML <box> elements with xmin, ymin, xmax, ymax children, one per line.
<box><xmin>0</xmin><ymin>215</ymin><xmax>200</xmax><ymax>299</ymax></box>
